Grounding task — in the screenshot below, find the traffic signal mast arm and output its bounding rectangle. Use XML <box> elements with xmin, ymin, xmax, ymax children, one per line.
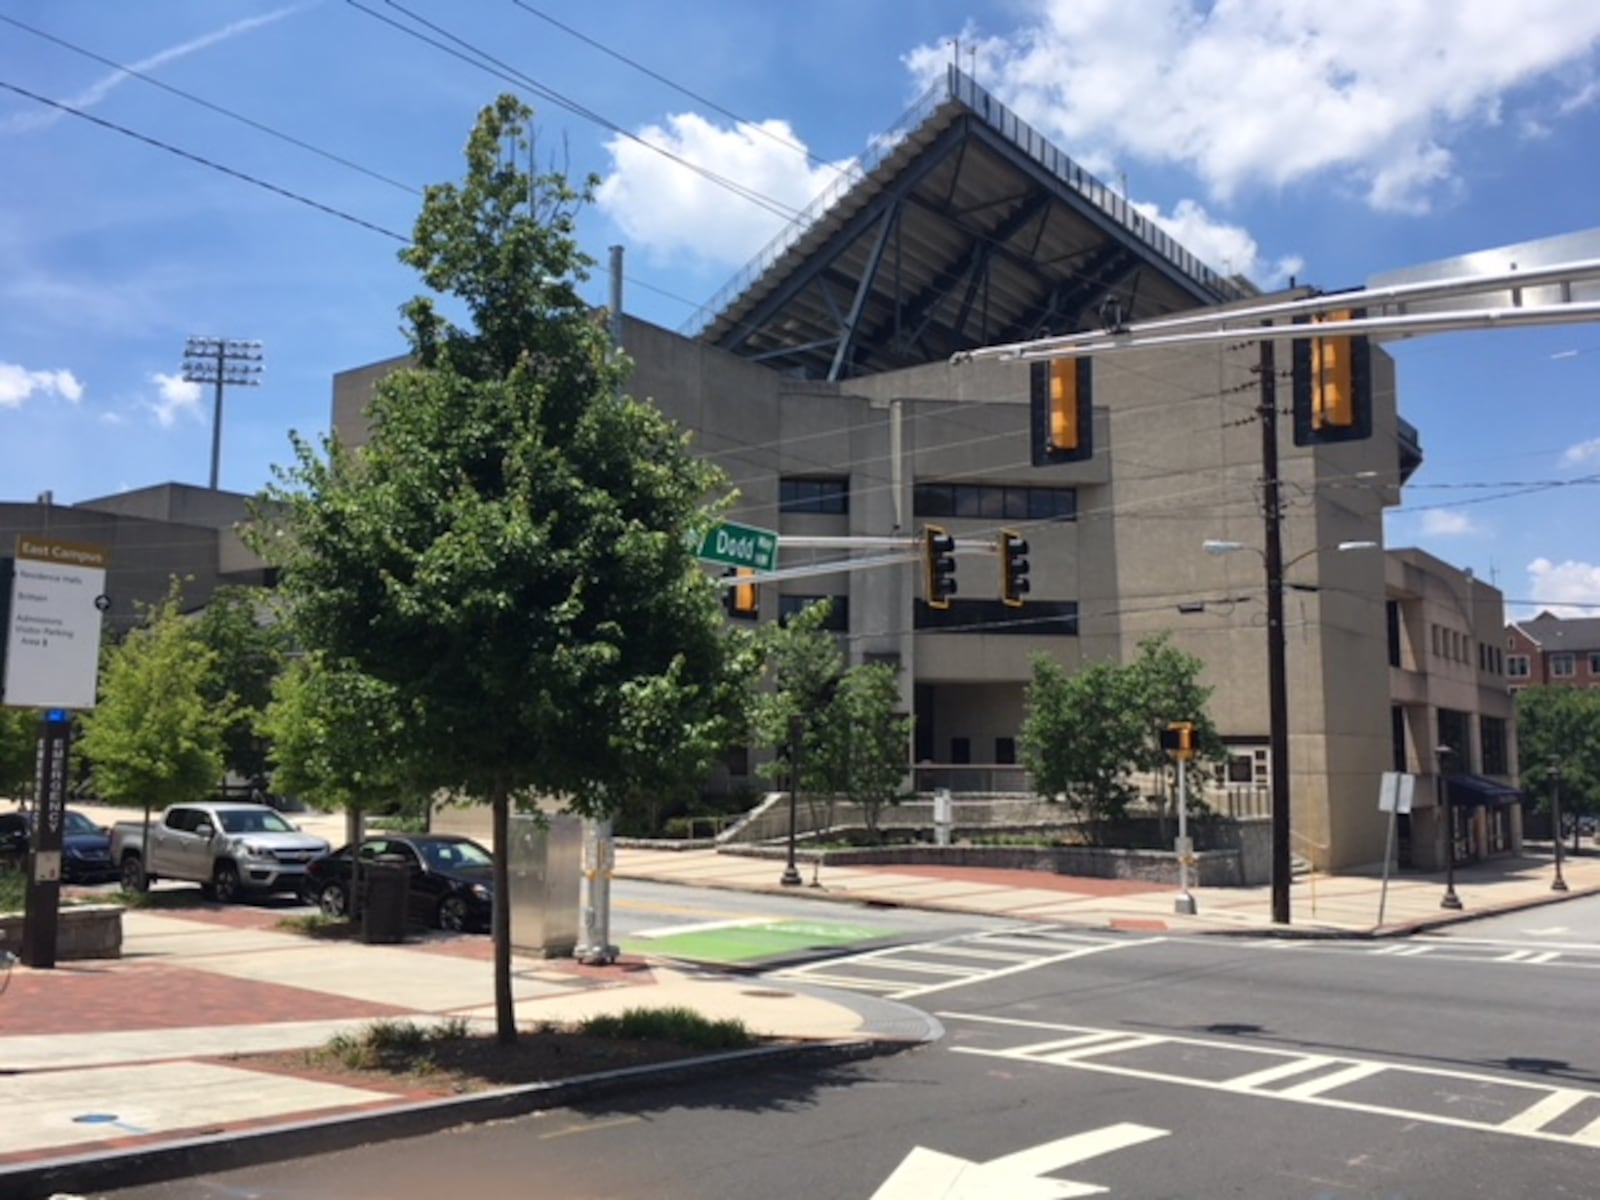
<box><xmin>710</xmin><ymin>534</ymin><xmax>996</xmax><ymax>589</ymax></box>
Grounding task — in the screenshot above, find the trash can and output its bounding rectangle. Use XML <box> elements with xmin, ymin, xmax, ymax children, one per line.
<box><xmin>361</xmin><ymin>855</ymin><xmax>410</xmax><ymax>944</ymax></box>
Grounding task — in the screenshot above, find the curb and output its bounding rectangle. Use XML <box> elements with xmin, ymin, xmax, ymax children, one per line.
<box><xmin>2</xmin><ymin>1038</ymin><xmax>916</xmax><ymax>1199</ymax></box>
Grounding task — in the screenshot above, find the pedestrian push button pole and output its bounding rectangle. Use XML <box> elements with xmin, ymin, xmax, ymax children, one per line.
<box><xmin>1160</xmin><ymin>722</ymin><xmax>1198</xmax><ymax>916</ymax></box>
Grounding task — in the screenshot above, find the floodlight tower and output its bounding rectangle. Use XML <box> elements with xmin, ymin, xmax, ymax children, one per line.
<box><xmin>181</xmin><ymin>336</ymin><xmax>263</xmax><ymax>490</ymax></box>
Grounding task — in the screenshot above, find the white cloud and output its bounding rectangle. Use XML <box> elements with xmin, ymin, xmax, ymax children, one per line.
<box><xmin>1420</xmin><ymin>509</ymin><xmax>1481</xmax><ymax>537</ymax></box>
<box><xmin>905</xmin><ymin>2</ymin><xmax>1600</xmax><ymax>215</ymax></box>
<box><xmin>2</xmin><ymin>6</ymin><xmax>303</xmax><ymax>135</ymax></box>
<box><xmin>148</xmin><ymin>372</ymin><xmax>203</xmax><ymax>428</ymax></box>
<box><xmin>1131</xmin><ymin>198</ymin><xmax>1302</xmax><ymax>286</ymax></box>
<box><xmin>597</xmin><ymin>113</ymin><xmax>855</xmax><ymax>268</ymax></box>
<box><xmin>0</xmin><ymin>361</ymin><xmax>84</xmax><ymax>408</ymax></box>
<box><xmin>1560</xmin><ymin>437</ymin><xmax>1600</xmax><ymax>467</ymax></box>
<box><xmin>1527</xmin><ymin>556</ymin><xmax>1600</xmax><ymax>616</ymax></box>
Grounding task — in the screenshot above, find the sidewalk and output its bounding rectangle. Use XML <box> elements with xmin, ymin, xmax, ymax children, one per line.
<box><xmin>613</xmin><ymin>844</ymin><xmax>1600</xmax><ymax>937</ymax></box>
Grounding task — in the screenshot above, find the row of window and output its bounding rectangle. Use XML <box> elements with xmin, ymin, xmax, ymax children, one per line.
<box><xmin>777</xmin><ymin>476</ymin><xmax>1078</xmax><ymax>522</ymax></box>
<box><xmin>1509</xmin><ymin>651</ymin><xmax>1600</xmax><ymax>679</ymax></box>
<box><xmin>1426</xmin><ymin>623</ymin><xmax>1508</xmax><ymax>675</ymax></box>
<box><xmin>1405</xmin><ymin>707</ymin><xmax>1509</xmax><ymax>777</ymax></box>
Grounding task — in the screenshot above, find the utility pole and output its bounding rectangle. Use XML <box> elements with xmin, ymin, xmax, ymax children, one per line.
<box><xmin>1259</xmin><ymin>335</ymin><xmax>1292</xmax><ymax>925</ymax></box>
<box><xmin>181</xmin><ymin>337</ymin><xmax>263</xmax><ymax>491</ymax></box>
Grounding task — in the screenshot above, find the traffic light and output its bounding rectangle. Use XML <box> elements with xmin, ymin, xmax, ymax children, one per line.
<box><xmin>1159</xmin><ymin>721</ymin><xmax>1195</xmax><ymax>760</ymax></box>
<box><xmin>721</xmin><ymin>567</ymin><xmax>758</xmax><ymax>621</ymax></box>
<box><xmin>998</xmin><ymin>528</ymin><xmax>1030</xmax><ymax>608</ymax></box>
<box><xmin>922</xmin><ymin>525</ymin><xmax>957</xmax><ymax>610</ymax></box>
<box><xmin>1029</xmin><ymin>358</ymin><xmax>1093</xmax><ymax>465</ymax></box>
<box><xmin>1292</xmin><ymin>309</ymin><xmax>1372</xmax><ymax>445</ymax></box>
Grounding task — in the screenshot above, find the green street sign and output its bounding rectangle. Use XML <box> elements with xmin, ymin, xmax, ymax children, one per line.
<box><xmin>697</xmin><ymin>521</ymin><xmax>778</xmax><ymax>571</ymax></box>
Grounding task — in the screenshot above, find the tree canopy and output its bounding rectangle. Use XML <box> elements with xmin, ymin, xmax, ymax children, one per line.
<box><xmin>1516</xmin><ymin>686</ymin><xmax>1600</xmax><ymax>819</ymax></box>
<box><xmin>194</xmin><ymin>586</ymin><xmax>286</xmax><ymax>785</ymax></box>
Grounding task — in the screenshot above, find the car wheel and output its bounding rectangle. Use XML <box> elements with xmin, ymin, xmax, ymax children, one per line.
<box><xmin>120</xmin><ymin>855</ymin><xmax>148</xmax><ymax>894</ymax></box>
<box><xmin>213</xmin><ymin>861</ymin><xmax>242</xmax><ymax>904</ymax></box>
<box><xmin>438</xmin><ymin>895</ymin><xmax>470</xmax><ymax>933</ymax></box>
<box><xmin>318</xmin><ymin>882</ymin><xmax>349</xmax><ymax>920</ymax></box>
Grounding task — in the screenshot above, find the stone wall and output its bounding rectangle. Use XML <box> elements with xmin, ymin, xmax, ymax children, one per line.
<box><xmin>0</xmin><ymin>904</ymin><xmax>123</xmax><ymax>960</ymax></box>
<box><xmin>721</xmin><ymin>842</ymin><xmax>1244</xmax><ymax>887</ymax></box>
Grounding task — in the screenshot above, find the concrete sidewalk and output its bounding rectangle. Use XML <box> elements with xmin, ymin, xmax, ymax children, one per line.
<box><xmin>613</xmin><ymin>843</ymin><xmax>1600</xmax><ymax>936</ymax></box>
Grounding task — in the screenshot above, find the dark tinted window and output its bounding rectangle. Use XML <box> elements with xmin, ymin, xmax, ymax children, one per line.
<box><xmin>779</xmin><ymin>477</ymin><xmax>849</xmax><ymax>514</ymax></box>
<box><xmin>915</xmin><ymin>599</ymin><xmax>1078</xmax><ymax>635</ymax></box>
<box><xmin>913</xmin><ymin>483</ymin><xmax>1076</xmax><ymax>523</ymax></box>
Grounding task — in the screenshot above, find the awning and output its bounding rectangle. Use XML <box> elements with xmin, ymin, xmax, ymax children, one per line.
<box><xmin>1446</xmin><ymin>774</ymin><xmax>1523</xmax><ymax>807</ymax></box>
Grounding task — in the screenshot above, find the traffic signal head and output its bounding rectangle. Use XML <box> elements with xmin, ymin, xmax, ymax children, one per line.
<box><xmin>998</xmin><ymin>528</ymin><xmax>1030</xmax><ymax>608</ymax></box>
<box><xmin>722</xmin><ymin>567</ymin><xmax>759</xmax><ymax>621</ymax></box>
<box><xmin>1159</xmin><ymin>721</ymin><xmax>1196</xmax><ymax>760</ymax></box>
<box><xmin>1030</xmin><ymin>358</ymin><xmax>1094</xmax><ymax>465</ymax></box>
<box><xmin>923</xmin><ymin>524</ymin><xmax>957</xmax><ymax>610</ymax></box>
<box><xmin>1292</xmin><ymin>309</ymin><xmax>1372</xmax><ymax>446</ymax></box>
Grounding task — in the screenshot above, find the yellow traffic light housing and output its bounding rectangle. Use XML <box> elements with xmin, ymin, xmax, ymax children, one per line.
<box><xmin>1159</xmin><ymin>721</ymin><xmax>1196</xmax><ymax>760</ymax></box>
<box><xmin>1030</xmin><ymin>358</ymin><xmax>1094</xmax><ymax>465</ymax></box>
<box><xmin>1292</xmin><ymin>309</ymin><xmax>1372</xmax><ymax>445</ymax></box>
<box><xmin>722</xmin><ymin>567</ymin><xmax>759</xmax><ymax>621</ymax></box>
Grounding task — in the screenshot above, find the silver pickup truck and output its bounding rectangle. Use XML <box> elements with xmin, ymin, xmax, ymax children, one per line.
<box><xmin>111</xmin><ymin>802</ymin><xmax>330</xmax><ymax>902</ymax></box>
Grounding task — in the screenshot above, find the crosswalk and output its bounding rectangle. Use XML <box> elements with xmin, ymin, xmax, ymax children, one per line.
<box><xmin>944</xmin><ymin>1012</ymin><xmax>1600</xmax><ymax>1151</ymax></box>
<box><xmin>1232</xmin><ymin>935</ymin><xmax>1600</xmax><ymax>970</ymax></box>
<box><xmin>766</xmin><ymin>926</ymin><xmax>1162</xmax><ymax>1000</ymax></box>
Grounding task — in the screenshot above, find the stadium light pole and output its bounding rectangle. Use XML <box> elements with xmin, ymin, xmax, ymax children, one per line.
<box><xmin>1203</xmin><ymin>537</ymin><xmax>1378</xmax><ymax>924</ymax></box>
<box><xmin>182</xmin><ymin>337</ymin><xmax>263</xmax><ymax>490</ymax></box>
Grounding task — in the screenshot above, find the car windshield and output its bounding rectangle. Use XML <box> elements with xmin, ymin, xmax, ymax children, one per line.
<box><xmin>64</xmin><ymin>811</ymin><xmax>99</xmax><ymax>836</ymax></box>
<box><xmin>419</xmin><ymin>840</ymin><xmax>492</xmax><ymax>870</ymax></box>
<box><xmin>217</xmin><ymin>809</ymin><xmax>297</xmax><ymax>835</ymax></box>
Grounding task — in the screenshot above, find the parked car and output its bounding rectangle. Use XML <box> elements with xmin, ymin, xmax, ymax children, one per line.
<box><xmin>0</xmin><ymin>809</ymin><xmax>117</xmax><ymax>884</ymax></box>
<box><xmin>110</xmin><ymin>802</ymin><xmax>330</xmax><ymax>902</ymax></box>
<box><xmin>303</xmin><ymin>835</ymin><xmax>493</xmax><ymax>933</ymax></box>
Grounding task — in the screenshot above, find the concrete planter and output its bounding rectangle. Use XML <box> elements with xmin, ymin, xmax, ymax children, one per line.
<box><xmin>724</xmin><ymin>842</ymin><xmax>1248</xmax><ymax>887</ymax></box>
<box><xmin>0</xmin><ymin>903</ymin><xmax>124</xmax><ymax>960</ymax></box>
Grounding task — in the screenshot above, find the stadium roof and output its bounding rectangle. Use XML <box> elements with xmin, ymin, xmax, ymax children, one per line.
<box><xmin>687</xmin><ymin>66</ymin><xmax>1255</xmax><ymax>381</ymax></box>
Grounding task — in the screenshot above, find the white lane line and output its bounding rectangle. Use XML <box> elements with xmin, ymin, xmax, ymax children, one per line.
<box><xmin>1222</xmin><ymin>1056</ymin><xmax>1337</xmax><ymax>1092</ymax></box>
<box><xmin>1573</xmin><ymin>1113</ymin><xmax>1600</xmax><ymax>1147</ymax></box>
<box><xmin>910</xmin><ymin>944</ymin><xmax>1042</xmax><ymax>963</ymax></box>
<box><xmin>628</xmin><ymin>918</ymin><xmax>767</xmax><ymax>939</ymax></box>
<box><xmin>1393</xmin><ymin>945</ymin><xmax>1433</xmax><ymax>957</ymax></box>
<box><xmin>892</xmin><ymin>938</ymin><xmax>1166</xmax><ymax>1001</ymax></box>
<box><xmin>771</xmin><ymin>973</ymin><xmax>905</xmax><ymax>993</ymax></box>
<box><xmin>1422</xmin><ymin>935</ymin><xmax>1600</xmax><ymax>953</ymax></box>
<box><xmin>1276</xmin><ymin>1062</ymin><xmax>1387</xmax><ymax>1100</ymax></box>
<box><xmin>1528</xmin><ymin>951</ymin><xmax>1562</xmax><ymax>965</ymax></box>
<box><xmin>1000</xmin><ymin>1031</ymin><xmax>1139</xmax><ymax>1057</ymax></box>
<box><xmin>825</xmin><ymin>959</ymin><xmax>980</xmax><ymax>978</ymax></box>
<box><xmin>1495</xmin><ymin>950</ymin><xmax>1534</xmax><ymax>963</ymax></box>
<box><xmin>1368</xmin><ymin>944</ymin><xmax>1406</xmax><ymax>955</ymax></box>
<box><xmin>971</xmin><ymin>934</ymin><xmax>1119</xmax><ymax>951</ymax></box>
<box><xmin>1037</xmin><ymin>1035</ymin><xmax>1163</xmax><ymax>1063</ymax></box>
<box><xmin>1501</xmin><ymin>1089</ymin><xmax>1589</xmax><ymax>1134</ymax></box>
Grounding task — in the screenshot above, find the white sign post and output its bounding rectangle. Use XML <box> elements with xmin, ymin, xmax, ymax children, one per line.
<box><xmin>2</xmin><ymin>536</ymin><xmax>110</xmax><ymax>710</ymax></box>
<box><xmin>1377</xmin><ymin>771</ymin><xmax>1416</xmax><ymax>927</ymax></box>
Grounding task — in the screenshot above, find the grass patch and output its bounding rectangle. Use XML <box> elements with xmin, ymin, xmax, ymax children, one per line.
<box><xmin>313</xmin><ymin>1018</ymin><xmax>478</xmax><ymax>1071</ymax></box>
<box><xmin>276</xmin><ymin>913</ymin><xmax>358</xmax><ymax>939</ymax></box>
<box><xmin>579</xmin><ymin>1006</ymin><xmax>758</xmax><ymax>1051</ymax></box>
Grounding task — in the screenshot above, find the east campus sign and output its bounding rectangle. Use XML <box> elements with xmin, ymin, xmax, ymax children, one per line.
<box><xmin>1</xmin><ymin>535</ymin><xmax>111</xmax><ymax>710</ymax></box>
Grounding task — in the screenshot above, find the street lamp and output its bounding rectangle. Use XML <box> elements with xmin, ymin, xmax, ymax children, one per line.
<box><xmin>1202</xmin><ymin>536</ymin><xmax>1379</xmax><ymax>924</ymax></box>
<box><xmin>1437</xmin><ymin>744</ymin><xmax>1462</xmax><ymax>910</ymax></box>
<box><xmin>1550</xmin><ymin>757</ymin><xmax>1569</xmax><ymax>893</ymax></box>
<box><xmin>781</xmin><ymin>714</ymin><xmax>803</xmax><ymax>887</ymax></box>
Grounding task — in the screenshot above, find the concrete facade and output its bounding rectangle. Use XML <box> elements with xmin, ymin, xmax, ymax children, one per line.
<box><xmin>331</xmin><ymin>299</ymin><xmax>1416</xmax><ymax>871</ymax></box>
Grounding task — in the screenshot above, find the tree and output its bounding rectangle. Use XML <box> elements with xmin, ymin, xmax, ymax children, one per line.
<box><xmin>77</xmin><ymin>583</ymin><xmax>227</xmax><ymax>880</ymax></box>
<box><xmin>751</xmin><ymin>601</ymin><xmax>844</xmax><ymax>789</ymax></box>
<box><xmin>0</xmin><ymin>707</ymin><xmax>37</xmax><ymax>803</ymax></box>
<box><xmin>1124</xmin><ymin>634</ymin><xmax>1226</xmax><ymax>833</ymax></box>
<box><xmin>1516</xmin><ymin>686</ymin><xmax>1600</xmax><ymax>846</ymax></box>
<box><xmin>194</xmin><ymin>586</ymin><xmax>286</xmax><ymax>787</ymax></box>
<box><xmin>1020</xmin><ymin>656</ymin><xmax>1144</xmax><ymax>839</ymax></box>
<box><xmin>261</xmin><ymin>96</ymin><xmax>744</xmax><ymax>1043</ymax></box>
<box><xmin>813</xmin><ymin>662</ymin><xmax>911</xmax><ymax>842</ymax></box>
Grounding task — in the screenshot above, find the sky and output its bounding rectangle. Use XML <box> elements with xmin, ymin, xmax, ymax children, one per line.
<box><xmin>3</xmin><ymin>0</ymin><xmax>1600</xmax><ymax>619</ymax></box>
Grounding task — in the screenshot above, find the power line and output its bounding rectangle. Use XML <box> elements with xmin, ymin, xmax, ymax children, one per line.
<box><xmin>0</xmin><ymin>78</ymin><xmax>412</xmax><ymax>243</ymax></box>
<box><xmin>0</xmin><ymin>12</ymin><xmax>422</xmax><ymax>197</ymax></box>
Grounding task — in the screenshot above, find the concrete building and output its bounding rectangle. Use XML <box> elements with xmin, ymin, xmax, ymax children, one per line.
<box><xmin>1386</xmin><ymin>548</ymin><xmax>1519</xmax><ymax>869</ymax></box>
<box><xmin>331</xmin><ymin>67</ymin><xmax>1439</xmax><ymax>872</ymax></box>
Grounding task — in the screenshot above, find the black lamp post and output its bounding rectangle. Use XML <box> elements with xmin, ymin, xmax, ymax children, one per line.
<box><xmin>1550</xmin><ymin>757</ymin><xmax>1569</xmax><ymax>893</ymax></box>
<box><xmin>781</xmin><ymin>714</ymin><xmax>803</xmax><ymax>887</ymax></box>
<box><xmin>1438</xmin><ymin>744</ymin><xmax>1462</xmax><ymax>910</ymax></box>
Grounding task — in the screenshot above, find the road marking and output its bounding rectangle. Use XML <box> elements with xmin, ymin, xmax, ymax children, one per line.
<box><xmin>1523</xmin><ymin>926</ymin><xmax>1572</xmax><ymax>937</ymax></box>
<box><xmin>1392</xmin><ymin>945</ymin><xmax>1433</xmax><ymax>957</ymax></box>
<box><xmin>1495</xmin><ymin>950</ymin><xmax>1533</xmax><ymax>962</ymax></box>
<box><xmin>870</xmin><ymin>1123</ymin><xmax>1169</xmax><ymax>1199</ymax></box>
<box><xmin>1529</xmin><ymin>951</ymin><xmax>1562</xmax><ymax>964</ymax></box>
<box><xmin>628</xmin><ymin>918</ymin><xmax>768</xmax><ymax>939</ymax></box>
<box><xmin>1367</xmin><ymin>944</ymin><xmax>1405</xmax><ymax>955</ymax></box>
<box><xmin>942</xmin><ymin>1013</ymin><xmax>1600</xmax><ymax>1151</ymax></box>
<box><xmin>1501</xmin><ymin>1089</ymin><xmax>1588</xmax><ymax>1134</ymax></box>
<box><xmin>538</xmin><ymin>1115</ymin><xmax>642</xmax><ymax>1140</ymax></box>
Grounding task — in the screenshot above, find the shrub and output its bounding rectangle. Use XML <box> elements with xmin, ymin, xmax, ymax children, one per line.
<box><xmin>579</xmin><ymin>1006</ymin><xmax>757</xmax><ymax>1050</ymax></box>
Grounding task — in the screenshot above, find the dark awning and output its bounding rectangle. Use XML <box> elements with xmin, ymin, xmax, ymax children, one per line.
<box><xmin>1447</xmin><ymin>774</ymin><xmax>1523</xmax><ymax>806</ymax></box>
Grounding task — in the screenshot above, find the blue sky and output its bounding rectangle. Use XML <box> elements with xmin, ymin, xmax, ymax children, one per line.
<box><xmin>3</xmin><ymin>0</ymin><xmax>1600</xmax><ymax>617</ymax></box>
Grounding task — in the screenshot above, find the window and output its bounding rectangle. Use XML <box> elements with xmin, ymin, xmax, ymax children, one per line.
<box><xmin>1507</xmin><ymin>655</ymin><xmax>1529</xmax><ymax>679</ymax></box>
<box><xmin>1386</xmin><ymin>601</ymin><xmax>1401</xmax><ymax>668</ymax></box>
<box><xmin>1590</xmin><ymin>652</ymin><xmax>1600</xmax><ymax>675</ymax></box>
<box><xmin>950</xmin><ymin>738</ymin><xmax>972</xmax><ymax>765</ymax></box>
<box><xmin>1391</xmin><ymin>705</ymin><xmax>1407</xmax><ymax>774</ymax></box>
<box><xmin>777</xmin><ymin>594</ymin><xmax>848</xmax><ymax>631</ymax></box>
<box><xmin>1437</xmin><ymin>708</ymin><xmax>1472</xmax><ymax>771</ymax></box>
<box><xmin>1552</xmin><ymin>653</ymin><xmax>1576</xmax><ymax>678</ymax></box>
<box><xmin>995</xmin><ymin>737</ymin><xmax>1017</xmax><ymax>765</ymax></box>
<box><xmin>779</xmin><ymin>477</ymin><xmax>849</xmax><ymax>514</ymax></box>
<box><xmin>1432</xmin><ymin>625</ymin><xmax>1441</xmax><ymax>657</ymax></box>
<box><xmin>914</xmin><ymin>599</ymin><xmax>1079</xmax><ymax>635</ymax></box>
<box><xmin>1480</xmin><ymin>716</ymin><xmax>1508</xmax><ymax>776</ymax></box>
<box><xmin>1478</xmin><ymin>642</ymin><xmax>1487</xmax><ymax>672</ymax></box>
<box><xmin>913</xmin><ymin>483</ymin><xmax>1076</xmax><ymax>522</ymax></box>
<box><xmin>1226</xmin><ymin>756</ymin><xmax>1255</xmax><ymax>784</ymax></box>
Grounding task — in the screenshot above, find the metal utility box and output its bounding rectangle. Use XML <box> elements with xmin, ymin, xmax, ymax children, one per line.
<box><xmin>507</xmin><ymin>813</ymin><xmax>581</xmax><ymax>957</ymax></box>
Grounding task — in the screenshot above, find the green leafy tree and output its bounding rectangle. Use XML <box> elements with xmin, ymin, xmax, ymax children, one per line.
<box><xmin>1516</xmin><ymin>686</ymin><xmax>1600</xmax><ymax>848</ymax></box>
<box><xmin>194</xmin><ymin>586</ymin><xmax>286</xmax><ymax>787</ymax></box>
<box><xmin>261</xmin><ymin>96</ymin><xmax>744</xmax><ymax>1043</ymax></box>
<box><xmin>751</xmin><ymin>601</ymin><xmax>844</xmax><ymax>794</ymax></box>
<box><xmin>0</xmin><ymin>707</ymin><xmax>38</xmax><ymax>802</ymax></box>
<box><xmin>77</xmin><ymin>583</ymin><xmax>227</xmax><ymax>878</ymax></box>
<box><xmin>1021</xmin><ymin>656</ymin><xmax>1144</xmax><ymax>840</ymax></box>
<box><xmin>1124</xmin><ymin>634</ymin><xmax>1226</xmax><ymax>832</ymax></box>
<box><xmin>813</xmin><ymin>662</ymin><xmax>911</xmax><ymax>841</ymax></box>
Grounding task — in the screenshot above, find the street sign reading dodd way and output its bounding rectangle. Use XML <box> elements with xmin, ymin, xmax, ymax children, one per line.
<box><xmin>696</xmin><ymin>520</ymin><xmax>778</xmax><ymax>571</ymax></box>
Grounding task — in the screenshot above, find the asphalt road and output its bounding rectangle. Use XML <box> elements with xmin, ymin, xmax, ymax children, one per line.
<box><xmin>94</xmin><ymin>920</ymin><xmax>1600</xmax><ymax>1199</ymax></box>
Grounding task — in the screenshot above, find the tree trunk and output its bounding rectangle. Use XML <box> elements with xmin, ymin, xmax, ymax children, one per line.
<box><xmin>491</xmin><ymin>783</ymin><xmax>516</xmax><ymax>1044</ymax></box>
